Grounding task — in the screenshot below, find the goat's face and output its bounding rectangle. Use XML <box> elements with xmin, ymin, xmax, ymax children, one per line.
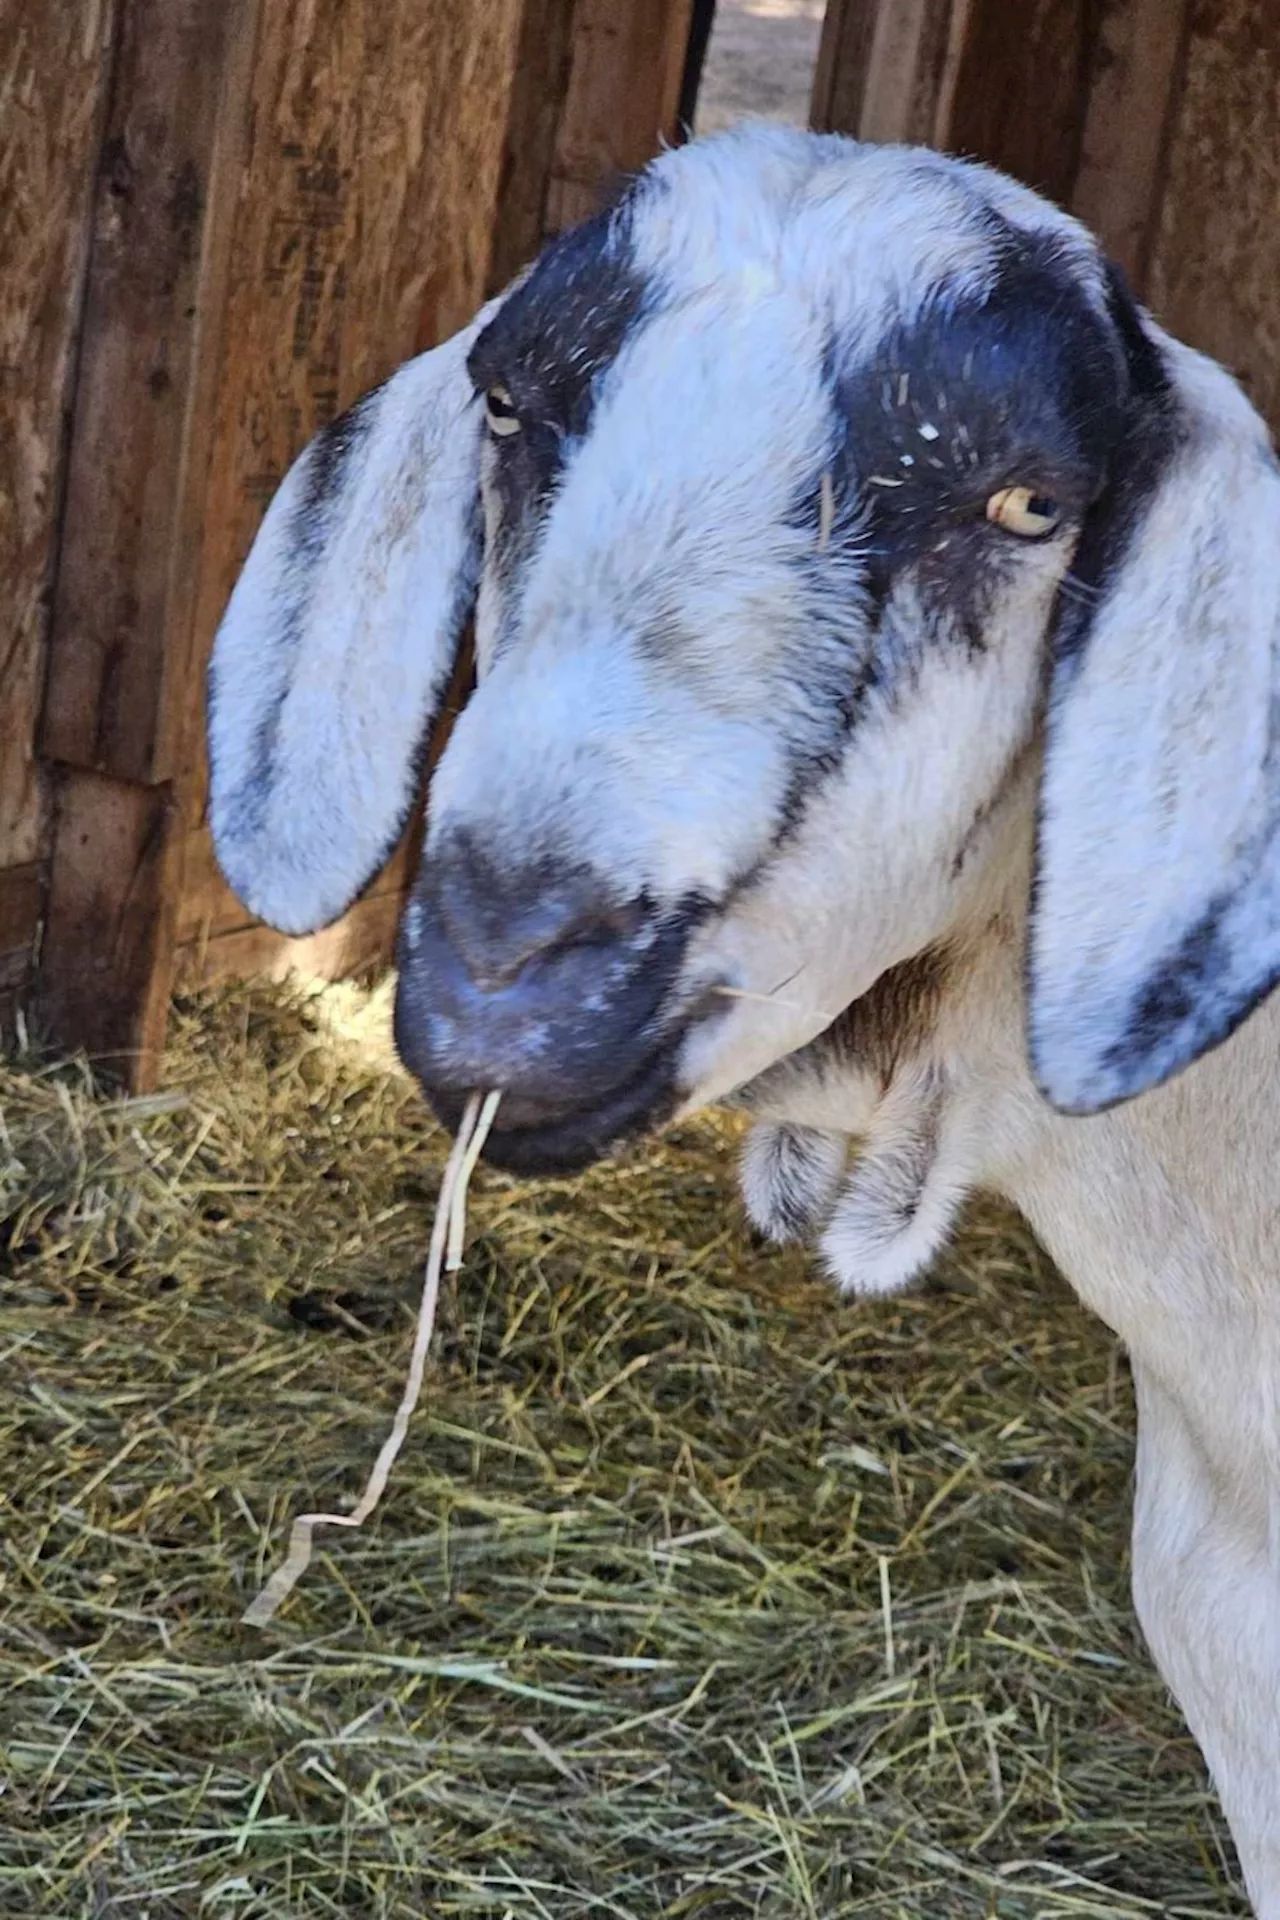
<box><xmin>209</xmin><ymin>129</ymin><xmax>1280</xmax><ymax>1172</ymax></box>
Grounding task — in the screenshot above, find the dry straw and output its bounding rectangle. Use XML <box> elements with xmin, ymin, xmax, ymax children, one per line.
<box><xmin>0</xmin><ymin>982</ymin><xmax>1245</xmax><ymax>1916</ymax></box>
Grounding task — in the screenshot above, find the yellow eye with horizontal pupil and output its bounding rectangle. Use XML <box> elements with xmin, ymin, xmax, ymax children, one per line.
<box><xmin>986</xmin><ymin>485</ymin><xmax>1061</xmax><ymax>537</ymax></box>
<box><xmin>485</xmin><ymin>385</ymin><xmax>521</xmax><ymax>436</ymax></box>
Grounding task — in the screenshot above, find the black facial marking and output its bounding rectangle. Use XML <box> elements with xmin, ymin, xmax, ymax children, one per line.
<box><xmin>212</xmin><ymin>385</ymin><xmax>385</xmax><ymax>850</ymax></box>
<box><xmin>470</xmin><ymin>200</ymin><xmax>649</xmax><ymax>419</ymax></box>
<box><xmin>760</xmin><ymin>236</ymin><xmax>1143</xmax><ymax>869</ymax></box>
<box><xmin>831</xmin><ymin>236</ymin><xmax>1130</xmax><ymax>663</ymax></box>
<box><xmin>292</xmin><ymin>384</ymin><xmax>383</xmax><ymax>552</ymax></box>
<box><xmin>473</xmin><ymin>206</ymin><xmax>647</xmax><ymax>474</ymax></box>
<box><xmin>1049</xmin><ymin>263</ymin><xmax>1179</xmax><ymax>672</ymax></box>
<box><xmin>468</xmin><ymin>201</ymin><xmax>651</xmax><ymax>636</ymax></box>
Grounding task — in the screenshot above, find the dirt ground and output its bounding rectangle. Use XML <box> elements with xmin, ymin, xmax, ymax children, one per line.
<box><xmin>695</xmin><ymin>0</ymin><xmax>826</xmax><ymax>134</ymax></box>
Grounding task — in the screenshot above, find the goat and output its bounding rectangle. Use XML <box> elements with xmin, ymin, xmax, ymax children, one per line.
<box><xmin>207</xmin><ymin>128</ymin><xmax>1280</xmax><ymax>1913</ymax></box>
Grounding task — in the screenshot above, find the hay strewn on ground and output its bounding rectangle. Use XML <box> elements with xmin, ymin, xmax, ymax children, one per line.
<box><xmin>0</xmin><ymin>983</ymin><xmax>1245</xmax><ymax>1918</ymax></box>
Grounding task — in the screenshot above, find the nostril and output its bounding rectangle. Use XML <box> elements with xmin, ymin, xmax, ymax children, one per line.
<box><xmin>548</xmin><ymin>897</ymin><xmax>649</xmax><ymax>955</ymax></box>
<box><xmin>425</xmin><ymin>851</ymin><xmax>646</xmax><ymax>994</ymax></box>
<box><xmin>487</xmin><ymin>903</ymin><xmax>650</xmax><ymax>989</ymax></box>
<box><xmin>467</xmin><ymin>909</ymin><xmax>631</xmax><ymax>992</ymax></box>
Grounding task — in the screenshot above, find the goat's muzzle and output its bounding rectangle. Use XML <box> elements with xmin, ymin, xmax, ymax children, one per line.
<box><xmin>393</xmin><ymin>833</ymin><xmax>708</xmax><ymax>1172</ymax></box>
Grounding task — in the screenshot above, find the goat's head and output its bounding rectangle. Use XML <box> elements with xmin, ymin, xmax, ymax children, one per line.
<box><xmin>208</xmin><ymin>128</ymin><xmax>1280</xmax><ymax>1172</ymax></box>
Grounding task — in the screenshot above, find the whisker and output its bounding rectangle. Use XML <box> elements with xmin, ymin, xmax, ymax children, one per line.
<box><xmin>712</xmin><ymin>983</ymin><xmax>842</xmax><ymax>1026</ymax></box>
<box><xmin>1057</xmin><ymin>570</ymin><xmax>1105</xmax><ymax>608</ymax></box>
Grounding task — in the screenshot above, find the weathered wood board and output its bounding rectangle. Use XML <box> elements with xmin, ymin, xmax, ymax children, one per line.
<box><xmin>40</xmin><ymin>768</ymin><xmax>180</xmax><ymax>1081</ymax></box>
<box><xmin>1071</xmin><ymin>0</ymin><xmax>1193</xmax><ymax>288</ymax></box>
<box><xmin>813</xmin><ymin>0</ymin><xmax>1097</xmax><ymax>196</ymax></box>
<box><xmin>544</xmin><ymin>0</ymin><xmax>696</xmax><ymax>229</ymax></box>
<box><xmin>39</xmin><ymin>0</ymin><xmax>252</xmax><ymax>784</ymax></box>
<box><xmin>1146</xmin><ymin>0</ymin><xmax>1280</xmax><ymax>433</ymax></box>
<box><xmin>0</xmin><ymin>0</ymin><xmax>120</xmax><ymax>1004</ymax></box>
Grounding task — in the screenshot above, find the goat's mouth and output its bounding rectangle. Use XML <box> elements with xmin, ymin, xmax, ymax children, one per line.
<box><xmin>394</xmin><ymin>869</ymin><xmax>728</xmax><ymax>1174</ymax></box>
<box><xmin>417</xmin><ymin>1026</ymin><xmax>694</xmax><ymax>1175</ymax></box>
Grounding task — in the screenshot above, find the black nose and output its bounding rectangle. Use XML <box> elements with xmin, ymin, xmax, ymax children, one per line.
<box><xmin>393</xmin><ymin>834</ymin><xmax>704</xmax><ymax>1173</ymax></box>
<box><xmin>432</xmin><ymin>852</ymin><xmax>646</xmax><ymax>993</ymax></box>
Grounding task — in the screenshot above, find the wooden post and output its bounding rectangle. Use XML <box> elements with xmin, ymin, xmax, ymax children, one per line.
<box><xmin>811</xmin><ymin>0</ymin><xmax>960</xmax><ymax>147</ymax></box>
<box><xmin>0</xmin><ymin>0</ymin><xmax>124</xmax><ymax>1030</ymax></box>
<box><xmin>544</xmin><ymin>0</ymin><xmax>696</xmax><ymax>231</ymax></box>
<box><xmin>33</xmin><ymin>0</ymin><xmax>260</xmax><ymax>1084</ymax></box>
<box><xmin>812</xmin><ymin>0</ymin><xmax>1098</xmax><ymax>199</ymax></box>
<box><xmin>1071</xmin><ymin>0</ymin><xmax>1193</xmax><ymax>291</ymax></box>
<box><xmin>40</xmin><ymin>772</ymin><xmax>181</xmax><ymax>1081</ymax></box>
<box><xmin>1143</xmin><ymin>0</ymin><xmax>1280</xmax><ymax>430</ymax></box>
<box><xmin>486</xmin><ymin>0</ymin><xmax>582</xmax><ymax>294</ymax></box>
<box><xmin>811</xmin><ymin>0</ymin><xmax>1194</xmax><ymax>293</ymax></box>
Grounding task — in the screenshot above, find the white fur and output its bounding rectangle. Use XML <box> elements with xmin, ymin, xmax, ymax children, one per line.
<box><xmin>208</xmin><ymin>128</ymin><xmax>1280</xmax><ymax>1911</ymax></box>
<box><xmin>739</xmin><ymin>1120</ymin><xmax>848</xmax><ymax>1243</ymax></box>
<box><xmin>818</xmin><ymin>1063</ymin><xmax>977</xmax><ymax>1296</ymax></box>
<box><xmin>208</xmin><ymin>311</ymin><xmax>496</xmax><ymax>935</ymax></box>
<box><xmin>739</xmin><ymin>785</ymin><xmax>1280</xmax><ymax>1914</ymax></box>
<box><xmin>1031</xmin><ymin>336</ymin><xmax>1280</xmax><ymax>1110</ymax></box>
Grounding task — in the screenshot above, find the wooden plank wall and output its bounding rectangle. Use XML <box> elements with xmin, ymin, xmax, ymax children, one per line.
<box><xmin>811</xmin><ymin>1</ymin><xmax>1201</xmax><ymax>328</ymax></box>
<box><xmin>0</xmin><ymin>0</ymin><xmax>122</xmax><ymax>1022</ymax></box>
<box><xmin>810</xmin><ymin>0</ymin><xmax>1280</xmax><ymax>423</ymax></box>
<box><xmin>488</xmin><ymin>0</ymin><xmax>695</xmax><ymax>288</ymax></box>
<box><xmin>165</xmin><ymin>0</ymin><xmax>536</xmax><ymax>1020</ymax></box>
<box><xmin>36</xmin><ymin>0</ymin><xmax>261</xmax><ymax>1078</ymax></box>
<box><xmin>543</xmin><ymin>0</ymin><xmax>695</xmax><ymax>231</ymax></box>
<box><xmin>1</xmin><ymin>0</ymin><xmax>699</xmax><ymax>1085</ymax></box>
<box><xmin>172</xmin><ymin>0</ymin><xmax>696</xmax><ymax>1001</ymax></box>
<box><xmin>1145</xmin><ymin>0</ymin><xmax>1280</xmax><ymax>430</ymax></box>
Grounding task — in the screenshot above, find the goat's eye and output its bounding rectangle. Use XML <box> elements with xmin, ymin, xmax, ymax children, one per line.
<box><xmin>986</xmin><ymin>485</ymin><xmax>1061</xmax><ymax>538</ymax></box>
<box><xmin>485</xmin><ymin>385</ymin><xmax>522</xmax><ymax>437</ymax></box>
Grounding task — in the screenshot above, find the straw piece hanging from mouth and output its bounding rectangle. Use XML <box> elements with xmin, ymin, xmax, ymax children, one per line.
<box><xmin>241</xmin><ymin>1088</ymin><xmax>501</xmax><ymax>1627</ymax></box>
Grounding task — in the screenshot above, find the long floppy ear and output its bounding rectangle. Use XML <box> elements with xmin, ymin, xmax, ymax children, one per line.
<box><xmin>1030</xmin><ymin>289</ymin><xmax>1280</xmax><ymax>1114</ymax></box>
<box><xmin>207</xmin><ymin>314</ymin><xmax>489</xmax><ymax>936</ymax></box>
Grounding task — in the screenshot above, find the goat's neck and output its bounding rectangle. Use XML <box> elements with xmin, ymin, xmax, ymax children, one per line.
<box><xmin>980</xmin><ymin>906</ymin><xmax>1280</xmax><ymax>1917</ymax></box>
<box><xmin>932</xmin><ymin>809</ymin><xmax>1280</xmax><ymax>1914</ymax></box>
<box><xmin>945</xmin><ymin>806</ymin><xmax>1280</xmax><ymax>1363</ymax></box>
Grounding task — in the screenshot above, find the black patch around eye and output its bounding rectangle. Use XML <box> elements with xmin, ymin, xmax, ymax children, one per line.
<box><xmin>469</xmin><ymin>196</ymin><xmax>652</xmax><ymax>619</ymax></box>
<box><xmin>469</xmin><ymin>196</ymin><xmax>650</xmax><ymax>442</ymax></box>
<box><xmin>816</xmin><ymin>234</ymin><xmax>1138</xmax><ymax>662</ymax></box>
<box><xmin>835</xmin><ymin>250</ymin><xmax>1126</xmax><ymax>536</ymax></box>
